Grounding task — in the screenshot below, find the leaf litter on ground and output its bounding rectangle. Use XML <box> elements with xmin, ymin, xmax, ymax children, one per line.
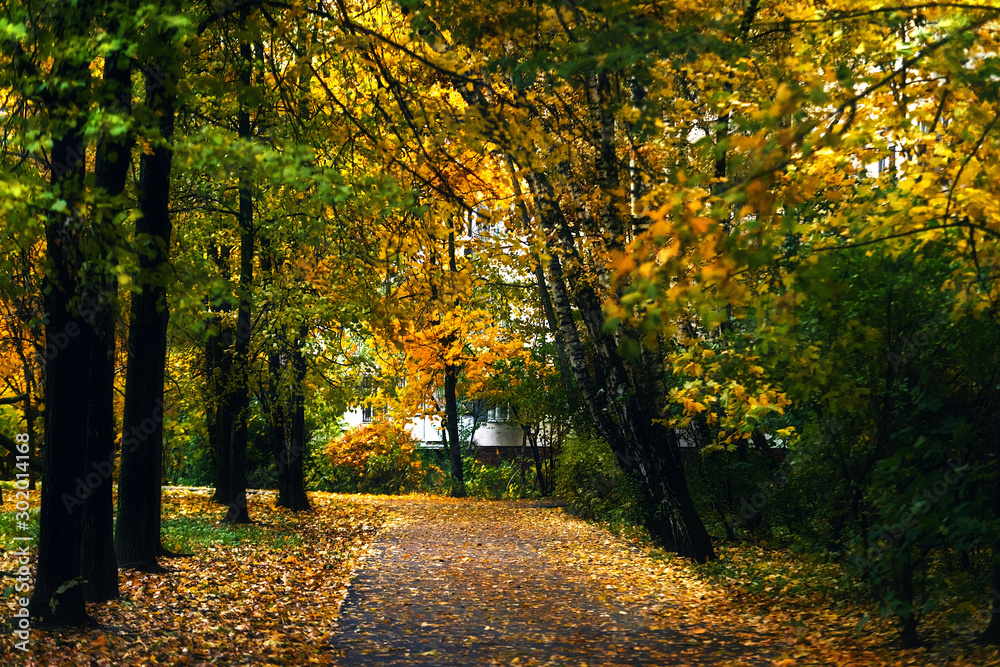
<box><xmin>2</xmin><ymin>487</ymin><xmax>383</xmax><ymax>666</ymax></box>
<box><xmin>2</xmin><ymin>489</ymin><xmax>999</xmax><ymax>665</ymax></box>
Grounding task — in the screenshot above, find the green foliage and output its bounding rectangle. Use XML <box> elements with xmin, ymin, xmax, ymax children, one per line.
<box><xmin>0</xmin><ymin>507</ymin><xmax>39</xmax><ymax>541</ymax></box>
<box><xmin>165</xmin><ymin>426</ymin><xmax>214</xmax><ymax>487</ymax></box>
<box><xmin>0</xmin><ymin>405</ymin><xmax>19</xmax><ymax>441</ymax></box>
<box><xmin>304</xmin><ymin>437</ymin><xmax>340</xmax><ymax>494</ymax></box>
<box><xmin>303</xmin><ymin>413</ymin><xmax>349</xmax><ymax>493</ymax></box>
<box><xmin>554</xmin><ymin>431</ymin><xmax>646</xmax><ymax>528</ymax></box>
<box><xmin>756</xmin><ymin>239</ymin><xmax>1000</xmax><ymax>637</ymax></box>
<box><xmin>416</xmin><ymin>448</ymin><xmax>449</xmax><ymax>492</ymax></box>
<box><xmin>463</xmin><ymin>456</ymin><xmax>537</xmax><ymax>501</ymax></box>
<box><xmin>688</xmin><ymin>448</ymin><xmax>798</xmax><ymax>541</ymax></box>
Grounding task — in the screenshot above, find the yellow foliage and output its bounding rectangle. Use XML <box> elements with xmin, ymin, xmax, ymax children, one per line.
<box><xmin>326</xmin><ymin>420</ymin><xmax>427</xmax><ymax>494</ymax></box>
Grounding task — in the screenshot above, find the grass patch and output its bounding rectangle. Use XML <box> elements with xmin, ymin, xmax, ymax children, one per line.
<box><xmin>0</xmin><ymin>509</ymin><xmax>39</xmax><ymax>540</ymax></box>
<box><xmin>160</xmin><ymin>516</ymin><xmax>305</xmax><ymax>553</ymax></box>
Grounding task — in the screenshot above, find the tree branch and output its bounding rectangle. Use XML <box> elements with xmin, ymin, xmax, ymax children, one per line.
<box><xmin>0</xmin><ymin>394</ymin><xmax>27</xmax><ymax>406</ymax></box>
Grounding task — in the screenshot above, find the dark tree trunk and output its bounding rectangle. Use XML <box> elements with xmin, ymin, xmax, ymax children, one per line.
<box><xmin>273</xmin><ymin>46</ymin><xmax>312</xmax><ymax>514</ymax></box>
<box><xmin>223</xmin><ymin>37</ymin><xmax>255</xmax><ymax>525</ymax></box>
<box><xmin>981</xmin><ymin>474</ymin><xmax>1000</xmax><ymax>644</ymax></box>
<box><xmin>447</xmin><ymin>0</ymin><xmax>714</xmax><ymax>562</ymax></box>
<box><xmin>525</xmin><ymin>424</ymin><xmax>549</xmax><ymax>497</ymax></box>
<box><xmin>203</xmin><ymin>314</ymin><xmax>221</xmax><ymax>491</ymax></box>
<box><xmin>981</xmin><ymin>547</ymin><xmax>1000</xmax><ymax>644</ymax></box>
<box><xmin>441</xmin><ymin>216</ymin><xmax>465</xmax><ymax>498</ymax></box>
<box><xmin>260</xmin><ymin>242</ymin><xmax>292</xmax><ymax>508</ymax></box>
<box><xmin>205</xmin><ymin>237</ymin><xmax>234</xmax><ymax>505</ymax></box>
<box><xmin>81</xmin><ymin>319</ymin><xmax>119</xmax><ymax>599</ymax></box>
<box><xmin>115</xmin><ymin>63</ymin><xmax>175</xmax><ymax>573</ymax></box>
<box><xmin>899</xmin><ymin>548</ymin><xmax>919</xmax><ymax>648</ymax></box>
<box><xmin>533</xmin><ymin>263</ymin><xmax>577</xmax><ymax>411</ymax></box>
<box><xmin>505</xmin><ymin>155</ymin><xmax>577</xmax><ymax>413</ymax></box>
<box><xmin>211</xmin><ymin>324</ymin><xmax>234</xmax><ymax>505</ymax></box>
<box><xmin>223</xmin><ymin>230</ymin><xmax>252</xmax><ymax>523</ymax></box>
<box><xmin>34</xmin><ymin>262</ymin><xmax>93</xmax><ymax>622</ymax></box>
<box><xmin>267</xmin><ymin>350</ymin><xmax>291</xmax><ymax>508</ymax></box>
<box><xmin>287</xmin><ymin>328</ymin><xmax>311</xmax><ymax>511</ymax></box>
<box><xmin>30</xmin><ymin>55</ymin><xmax>92</xmax><ymax>624</ymax></box>
<box><xmin>584</xmin><ymin>71</ymin><xmax>625</xmax><ymax>249</ymax></box>
<box><xmin>81</xmin><ymin>48</ymin><xmax>132</xmax><ymax>602</ymax></box>
<box><xmin>223</xmin><ymin>277</ymin><xmax>251</xmax><ymax>523</ymax></box>
<box><xmin>444</xmin><ymin>361</ymin><xmax>465</xmax><ymax>497</ymax></box>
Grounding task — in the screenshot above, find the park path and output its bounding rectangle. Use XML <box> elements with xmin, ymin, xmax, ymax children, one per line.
<box><xmin>328</xmin><ymin>496</ymin><xmax>788</xmax><ymax>666</ymax></box>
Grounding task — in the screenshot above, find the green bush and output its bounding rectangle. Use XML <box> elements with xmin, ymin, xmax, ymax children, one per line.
<box><xmin>553</xmin><ymin>431</ymin><xmax>646</xmax><ymax>527</ymax></box>
<box><xmin>686</xmin><ymin>448</ymin><xmax>797</xmax><ymax>541</ymax></box>
<box><xmin>304</xmin><ymin>436</ymin><xmax>342</xmax><ymax>492</ymax></box>
<box><xmin>464</xmin><ymin>456</ymin><xmax>537</xmax><ymax>500</ymax></box>
<box><xmin>416</xmin><ymin>448</ymin><xmax>450</xmax><ymax>492</ymax></box>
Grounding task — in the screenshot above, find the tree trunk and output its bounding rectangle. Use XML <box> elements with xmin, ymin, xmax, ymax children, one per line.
<box><xmin>526</xmin><ymin>166</ymin><xmax>715</xmax><ymax>563</ymax></box>
<box><xmin>267</xmin><ymin>349</ymin><xmax>291</xmax><ymax>508</ymax></box>
<box><xmin>211</xmin><ymin>324</ymin><xmax>234</xmax><ymax>505</ymax></box>
<box><xmin>533</xmin><ymin>263</ymin><xmax>577</xmax><ymax>412</ymax></box>
<box><xmin>223</xmin><ymin>37</ymin><xmax>255</xmax><ymax>525</ymax></box>
<box><xmin>203</xmin><ymin>314</ymin><xmax>221</xmax><ymax>491</ymax></box>
<box><xmin>981</xmin><ymin>460</ymin><xmax>1000</xmax><ymax>644</ymax></box>
<box><xmin>81</xmin><ymin>47</ymin><xmax>132</xmax><ymax>602</ymax></box>
<box><xmin>115</xmin><ymin>62</ymin><xmax>175</xmax><ymax>573</ymax></box>
<box><xmin>279</xmin><ymin>43</ymin><xmax>313</xmax><ymax>514</ymax></box>
<box><xmin>30</xmin><ymin>54</ymin><xmax>92</xmax><ymax>623</ymax></box>
<box><xmin>584</xmin><ymin>71</ymin><xmax>625</xmax><ymax>249</ymax></box>
<box><xmin>222</xmin><ymin>237</ymin><xmax>252</xmax><ymax>524</ymax></box>
<box><xmin>260</xmin><ymin>240</ymin><xmax>293</xmax><ymax>509</ymax></box>
<box><xmin>899</xmin><ymin>547</ymin><xmax>919</xmax><ymax>648</ymax></box>
<box><xmin>444</xmin><ymin>361</ymin><xmax>465</xmax><ymax>497</ymax></box>
<box><xmin>505</xmin><ymin>154</ymin><xmax>577</xmax><ymax>412</ymax></box>
<box><xmin>526</xmin><ymin>423</ymin><xmax>548</xmax><ymax>497</ymax></box>
<box><xmin>81</xmin><ymin>318</ymin><xmax>119</xmax><ymax>599</ymax></box>
<box><xmin>981</xmin><ymin>545</ymin><xmax>1000</xmax><ymax>644</ymax></box>
<box><xmin>467</xmin><ymin>416</ymin><xmax>481</xmax><ymax>454</ymax></box>
<box><xmin>269</xmin><ymin>330</ymin><xmax>310</xmax><ymax>512</ymax></box>
<box><xmin>287</xmin><ymin>328</ymin><xmax>311</xmax><ymax>511</ymax></box>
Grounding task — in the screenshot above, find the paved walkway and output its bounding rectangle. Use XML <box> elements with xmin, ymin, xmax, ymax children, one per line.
<box><xmin>329</xmin><ymin>497</ymin><xmax>776</xmax><ymax>666</ymax></box>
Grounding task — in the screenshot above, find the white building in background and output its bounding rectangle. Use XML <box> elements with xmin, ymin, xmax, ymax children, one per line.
<box><xmin>339</xmin><ymin>208</ymin><xmax>541</xmax><ymax>453</ymax></box>
<box><xmin>342</xmin><ymin>405</ymin><xmax>525</xmax><ymax>450</ymax></box>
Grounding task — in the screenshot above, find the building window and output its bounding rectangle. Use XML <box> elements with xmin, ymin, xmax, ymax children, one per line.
<box><xmin>362</xmin><ymin>406</ymin><xmax>374</xmax><ymax>423</ymax></box>
<box><xmin>488</xmin><ymin>405</ymin><xmax>510</xmax><ymax>422</ymax></box>
<box><xmin>877</xmin><ymin>145</ymin><xmax>896</xmax><ymax>175</ymax></box>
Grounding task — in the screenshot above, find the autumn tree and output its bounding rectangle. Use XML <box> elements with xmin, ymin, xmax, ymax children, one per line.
<box><xmin>568</xmin><ymin>0</ymin><xmax>1000</xmax><ymax>642</ymax></box>
<box><xmin>81</xmin><ymin>16</ymin><xmax>134</xmax><ymax>601</ymax></box>
<box><xmin>369</xmin><ymin>0</ymin><xmax>726</xmax><ymax>560</ymax></box>
<box><xmin>115</xmin><ymin>14</ymin><xmax>185</xmax><ymax>570</ymax></box>
<box><xmin>1</xmin><ymin>0</ymin><xmax>117</xmax><ymax>621</ymax></box>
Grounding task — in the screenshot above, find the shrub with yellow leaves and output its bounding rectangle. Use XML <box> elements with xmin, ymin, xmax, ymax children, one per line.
<box><xmin>325</xmin><ymin>420</ymin><xmax>430</xmax><ymax>494</ymax></box>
